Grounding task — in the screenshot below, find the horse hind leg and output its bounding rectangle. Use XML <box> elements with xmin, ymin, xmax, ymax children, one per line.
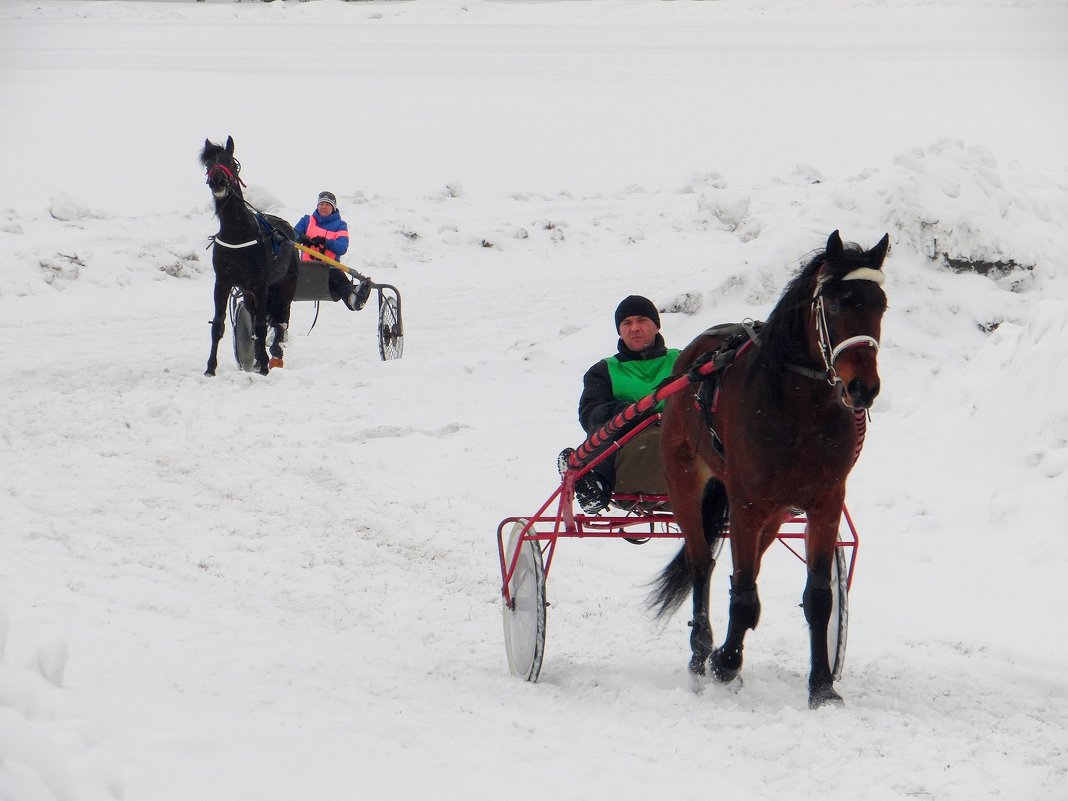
<box><xmin>245</xmin><ymin>291</ymin><xmax>270</xmax><ymax>375</ymax></box>
<box><xmin>268</xmin><ymin>322</ymin><xmax>287</xmax><ymax>369</ymax></box>
<box><xmin>253</xmin><ymin>315</ymin><xmax>270</xmax><ymax>375</ymax></box>
<box><xmin>689</xmin><ymin>478</ymin><xmax>729</xmax><ymax>677</ymax></box>
<box><xmin>686</xmin><ymin>556</ymin><xmax>716</xmax><ymax>677</ymax></box>
<box><xmin>266</xmin><ymin>280</ymin><xmax>294</xmax><ymax>370</ymax></box>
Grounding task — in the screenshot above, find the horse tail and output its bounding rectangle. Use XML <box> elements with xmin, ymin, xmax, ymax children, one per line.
<box><xmin>649</xmin><ymin>545</ymin><xmax>691</xmax><ymax>619</ymax></box>
<box><xmin>649</xmin><ymin>478</ymin><xmax>730</xmax><ymax>619</ymax></box>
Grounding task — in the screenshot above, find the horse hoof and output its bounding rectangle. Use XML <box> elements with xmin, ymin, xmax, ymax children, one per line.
<box><xmin>710</xmin><ymin>663</ymin><xmax>740</xmax><ymax>684</ymax></box>
<box><xmin>808</xmin><ymin>685</ymin><xmax>845</xmax><ymax>710</ymax></box>
<box><xmin>709</xmin><ymin>646</ymin><xmax>742</xmax><ymax>684</ymax></box>
<box><xmin>688</xmin><ymin>655</ymin><xmax>708</xmax><ymax>677</ymax></box>
<box><xmin>268</xmin><ymin>357</ymin><xmax>284</xmax><ymax>369</ymax></box>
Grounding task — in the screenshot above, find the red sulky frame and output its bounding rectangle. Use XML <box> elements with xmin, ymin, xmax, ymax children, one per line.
<box><xmin>496</xmin><ymin>412</ymin><xmax>860</xmax><ymax>610</ymax></box>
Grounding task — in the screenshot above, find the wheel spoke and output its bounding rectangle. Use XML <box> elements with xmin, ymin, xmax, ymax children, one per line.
<box><xmin>377</xmin><ymin>295</ymin><xmax>404</xmax><ymax>360</ymax></box>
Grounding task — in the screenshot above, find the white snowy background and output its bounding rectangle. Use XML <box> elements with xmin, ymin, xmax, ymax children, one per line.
<box><xmin>1</xmin><ymin>1</ymin><xmax>1067</xmax><ymax>799</ymax></box>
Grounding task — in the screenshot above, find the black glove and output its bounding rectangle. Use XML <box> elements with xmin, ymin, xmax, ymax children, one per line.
<box><xmin>298</xmin><ymin>235</ymin><xmax>314</xmax><ymax>247</ymax></box>
<box><xmin>311</xmin><ymin>236</ymin><xmax>328</xmax><ymax>248</ymax></box>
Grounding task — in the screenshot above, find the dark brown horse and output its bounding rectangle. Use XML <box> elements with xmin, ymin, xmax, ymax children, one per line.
<box><xmin>199</xmin><ymin>136</ymin><xmax>298</xmax><ymax>376</ymax></box>
<box><xmin>651</xmin><ymin>230</ymin><xmax>889</xmax><ymax>708</ymax></box>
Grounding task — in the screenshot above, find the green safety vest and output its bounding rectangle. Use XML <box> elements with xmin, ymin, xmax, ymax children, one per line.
<box><xmin>604</xmin><ymin>349</ymin><xmax>681</xmax><ymax>407</ymax></box>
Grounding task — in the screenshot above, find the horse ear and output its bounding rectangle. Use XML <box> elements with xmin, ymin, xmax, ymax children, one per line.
<box><xmin>826</xmin><ymin>230</ymin><xmax>843</xmax><ymax>261</ymax></box>
<box><xmin>225</xmin><ymin>136</ymin><xmax>235</xmax><ymax>155</ymax></box>
<box><xmin>868</xmin><ymin>233</ymin><xmax>890</xmax><ymax>266</ymax></box>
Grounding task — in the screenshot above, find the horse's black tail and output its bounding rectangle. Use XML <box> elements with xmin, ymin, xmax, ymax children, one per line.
<box><xmin>649</xmin><ymin>544</ymin><xmax>692</xmax><ymax>619</ymax></box>
<box><xmin>649</xmin><ymin>478</ymin><xmax>730</xmax><ymax>619</ymax></box>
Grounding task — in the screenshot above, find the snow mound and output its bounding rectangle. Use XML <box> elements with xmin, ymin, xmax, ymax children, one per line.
<box><xmin>882</xmin><ymin>139</ymin><xmax>1068</xmax><ymax>286</ymax></box>
<box><xmin>0</xmin><ymin>603</ymin><xmax>123</xmax><ymax>801</ymax></box>
<box><xmin>48</xmin><ymin>194</ymin><xmax>106</xmax><ymax>223</ymax></box>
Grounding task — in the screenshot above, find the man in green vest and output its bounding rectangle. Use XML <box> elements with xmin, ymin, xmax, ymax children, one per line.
<box><xmin>567</xmin><ymin>295</ymin><xmax>680</xmax><ymax>514</ymax></box>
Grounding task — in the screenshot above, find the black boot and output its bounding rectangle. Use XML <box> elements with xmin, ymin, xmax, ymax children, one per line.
<box><xmin>345</xmin><ymin>278</ymin><xmax>372</xmax><ymax>311</ymax></box>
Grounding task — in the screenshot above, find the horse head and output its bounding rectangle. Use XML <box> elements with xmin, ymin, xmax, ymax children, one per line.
<box><xmin>199</xmin><ymin>135</ymin><xmax>244</xmax><ymax>203</ymax></box>
<box><xmin>810</xmin><ymin>230</ymin><xmax>890</xmax><ymax>411</ymax></box>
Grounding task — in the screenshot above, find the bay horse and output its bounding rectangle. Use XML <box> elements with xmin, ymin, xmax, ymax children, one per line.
<box><xmin>651</xmin><ymin>230</ymin><xmax>889</xmax><ymax>709</ymax></box>
<box><xmin>199</xmin><ymin>136</ymin><xmax>298</xmax><ymax>376</ymax></box>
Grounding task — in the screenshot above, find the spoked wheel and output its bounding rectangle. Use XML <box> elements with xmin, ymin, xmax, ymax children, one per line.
<box><xmin>502</xmin><ymin>519</ymin><xmax>546</xmax><ymax>682</ymax></box>
<box><xmin>377</xmin><ymin>287</ymin><xmax>403</xmax><ymax>361</ymax></box>
<box><xmin>231</xmin><ymin>300</ymin><xmax>255</xmax><ymax>372</ymax></box>
<box><xmin>827</xmin><ymin>545</ymin><xmax>849</xmax><ymax>681</ymax></box>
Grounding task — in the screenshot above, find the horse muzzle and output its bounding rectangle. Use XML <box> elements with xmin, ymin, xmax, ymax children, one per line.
<box><xmin>840</xmin><ymin>376</ymin><xmax>880</xmax><ymax>411</ymax></box>
<box><xmin>832</xmin><ymin>338</ymin><xmax>880</xmax><ymax>411</ymax></box>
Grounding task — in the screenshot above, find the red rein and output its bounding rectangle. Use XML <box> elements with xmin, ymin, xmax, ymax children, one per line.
<box><xmin>852</xmin><ymin>409</ymin><xmax>867</xmax><ymax>466</ymax></box>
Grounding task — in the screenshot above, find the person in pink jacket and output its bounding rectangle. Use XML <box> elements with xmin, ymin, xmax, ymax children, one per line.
<box><xmin>295</xmin><ymin>191</ymin><xmax>370</xmax><ymax>311</ymax></box>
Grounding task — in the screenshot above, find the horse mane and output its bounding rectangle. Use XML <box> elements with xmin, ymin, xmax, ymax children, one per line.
<box><xmin>753</xmin><ymin>240</ymin><xmax>871</xmax><ymax>370</ymax></box>
<box><xmin>199</xmin><ymin>139</ymin><xmax>225</xmax><ymax>169</ymax></box>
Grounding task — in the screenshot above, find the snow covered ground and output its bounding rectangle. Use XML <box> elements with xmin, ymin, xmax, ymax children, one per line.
<box><xmin>1</xmin><ymin>1</ymin><xmax>1067</xmax><ymax>800</ymax></box>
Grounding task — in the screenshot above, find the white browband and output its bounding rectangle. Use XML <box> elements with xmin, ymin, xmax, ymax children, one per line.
<box><xmin>840</xmin><ymin>267</ymin><xmax>885</xmax><ymax>285</ymax></box>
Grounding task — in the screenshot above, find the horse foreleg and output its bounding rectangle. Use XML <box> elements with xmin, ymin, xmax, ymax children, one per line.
<box><xmin>710</xmin><ymin>506</ymin><xmax>768</xmax><ymax>684</ymax></box>
<box><xmin>803</xmin><ymin>571</ymin><xmax>843</xmax><ymax>709</ymax></box>
<box><xmin>804</xmin><ymin>505</ymin><xmax>846</xmax><ymax>709</ymax></box>
<box><xmin>205</xmin><ymin>282</ymin><xmax>230</xmax><ymax>376</ymax></box>
<box><xmin>710</xmin><ymin>572</ymin><xmax>760</xmax><ymax>683</ymax></box>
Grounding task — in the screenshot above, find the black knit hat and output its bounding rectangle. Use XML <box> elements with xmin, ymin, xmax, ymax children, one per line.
<box><xmin>614</xmin><ymin>295</ymin><xmax>660</xmax><ymax>332</ymax></box>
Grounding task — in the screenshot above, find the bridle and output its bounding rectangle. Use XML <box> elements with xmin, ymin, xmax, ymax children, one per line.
<box><xmin>205</xmin><ymin>158</ymin><xmax>261</xmax><ymax>250</ymax></box>
<box><xmin>788</xmin><ymin>265</ymin><xmax>885</xmax><ymax>388</ymax></box>
<box><xmin>205</xmin><ymin>158</ymin><xmax>244</xmax><ymax>201</ymax></box>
